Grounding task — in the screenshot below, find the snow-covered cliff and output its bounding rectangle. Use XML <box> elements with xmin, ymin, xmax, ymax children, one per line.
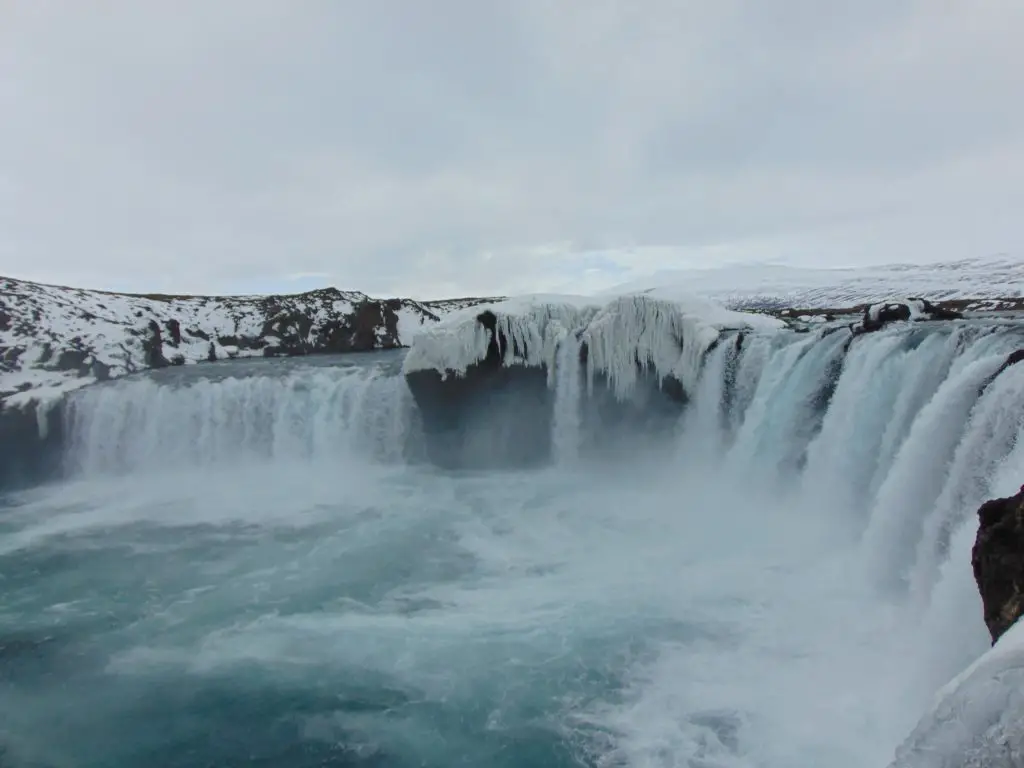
<box><xmin>0</xmin><ymin>275</ymin><xmax>495</xmax><ymax>409</ymax></box>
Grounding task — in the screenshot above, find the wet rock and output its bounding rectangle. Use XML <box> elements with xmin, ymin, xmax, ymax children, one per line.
<box><xmin>976</xmin><ymin>348</ymin><xmax>1024</xmax><ymax>401</ymax></box>
<box><xmin>405</xmin><ymin>311</ymin><xmax>554</xmax><ymax>467</ymax></box>
<box><xmin>912</xmin><ymin>297</ymin><xmax>964</xmax><ymax>321</ymax></box>
<box><xmin>995</xmin><ymin>349</ymin><xmax>1024</xmax><ymax>377</ymax></box>
<box><xmin>55</xmin><ymin>348</ymin><xmax>92</xmax><ymax>376</ymax></box>
<box><xmin>660</xmin><ymin>374</ymin><xmax>687</xmax><ymax>404</ymax></box>
<box><xmin>142</xmin><ymin>319</ymin><xmax>169</xmax><ymax>368</ymax></box>
<box><xmin>860</xmin><ymin>302</ymin><xmax>911</xmax><ymax>333</ymax></box>
<box><xmin>0</xmin><ymin>399</ymin><xmax>66</xmax><ymax>491</ymax></box>
<box><xmin>972</xmin><ymin>487</ymin><xmax>1024</xmax><ymax>644</ymax></box>
<box><xmin>856</xmin><ymin>298</ymin><xmax>964</xmax><ymax>334</ymax></box>
<box><xmin>165</xmin><ymin>318</ymin><xmax>182</xmax><ymax>346</ymax></box>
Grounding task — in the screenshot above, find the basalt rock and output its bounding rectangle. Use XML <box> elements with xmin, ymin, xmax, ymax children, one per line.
<box><xmin>975</xmin><ymin>348</ymin><xmax>1024</xmax><ymax>402</ymax></box>
<box><xmin>994</xmin><ymin>349</ymin><xmax>1024</xmax><ymax>378</ymax></box>
<box><xmin>404</xmin><ymin>311</ymin><xmax>554</xmax><ymax>468</ymax></box>
<box><xmin>0</xmin><ymin>399</ymin><xmax>66</xmax><ymax>491</ymax></box>
<box><xmin>972</xmin><ymin>487</ymin><xmax>1024</xmax><ymax>644</ymax></box>
<box><xmin>855</xmin><ymin>298</ymin><xmax>964</xmax><ymax>335</ymax></box>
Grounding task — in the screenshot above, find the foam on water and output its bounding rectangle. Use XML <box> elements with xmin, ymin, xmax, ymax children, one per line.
<box><xmin>2</xmin><ymin>322</ymin><xmax>1024</xmax><ymax>767</ymax></box>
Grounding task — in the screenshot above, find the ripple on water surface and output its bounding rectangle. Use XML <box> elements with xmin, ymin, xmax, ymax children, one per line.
<box><xmin>0</xmin><ymin>448</ymin><xmax>980</xmax><ymax>767</ymax></box>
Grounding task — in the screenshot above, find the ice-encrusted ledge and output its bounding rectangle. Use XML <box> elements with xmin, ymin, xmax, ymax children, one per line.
<box><xmin>402</xmin><ymin>290</ymin><xmax>785</xmax><ymax>399</ymax></box>
<box><xmin>888</xmin><ymin>619</ymin><xmax>1024</xmax><ymax>767</ymax></box>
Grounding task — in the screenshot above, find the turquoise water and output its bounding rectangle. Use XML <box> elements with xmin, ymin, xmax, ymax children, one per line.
<box><xmin>0</xmin><ymin>456</ymin><xmax>926</xmax><ymax>768</ymax></box>
<box><xmin>1</xmin><ymin>465</ymin><xmax>601</xmax><ymax>766</ymax></box>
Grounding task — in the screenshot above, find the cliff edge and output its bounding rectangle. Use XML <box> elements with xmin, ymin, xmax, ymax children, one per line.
<box><xmin>974</xmin><ymin>486</ymin><xmax>1024</xmax><ymax>645</ymax></box>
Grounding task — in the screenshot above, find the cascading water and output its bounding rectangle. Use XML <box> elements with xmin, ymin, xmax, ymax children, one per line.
<box><xmin>552</xmin><ymin>332</ymin><xmax>584</xmax><ymax>465</ymax></box>
<box><xmin>2</xmin><ymin>319</ymin><xmax>1024</xmax><ymax>767</ymax></box>
<box><xmin>62</xmin><ymin>355</ymin><xmax>421</xmax><ymax>475</ymax></box>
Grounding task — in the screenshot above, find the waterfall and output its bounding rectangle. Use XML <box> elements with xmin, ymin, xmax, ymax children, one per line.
<box><xmin>552</xmin><ymin>333</ymin><xmax>584</xmax><ymax>465</ymax></box>
<box><xmin>63</xmin><ymin>360</ymin><xmax>419</xmax><ymax>476</ymax></box>
<box><xmin>22</xmin><ymin>311</ymin><xmax>1024</xmax><ymax>767</ymax></box>
<box><xmin>723</xmin><ymin>328</ymin><xmax>852</xmax><ymax>484</ymax></box>
<box><xmin>57</xmin><ymin>318</ymin><xmax>1024</xmax><ymax>607</ymax></box>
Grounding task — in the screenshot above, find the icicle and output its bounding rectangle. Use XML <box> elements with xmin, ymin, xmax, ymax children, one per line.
<box><xmin>30</xmin><ymin>395</ymin><xmax>64</xmax><ymax>440</ymax></box>
<box><xmin>402</xmin><ymin>293</ymin><xmax>779</xmax><ymax>402</ymax></box>
<box><xmin>402</xmin><ymin>317</ymin><xmax>492</xmax><ymax>378</ymax></box>
<box><xmin>582</xmin><ymin>296</ymin><xmax>702</xmax><ymax>400</ymax></box>
<box><xmin>544</xmin><ymin>323</ymin><xmax>569</xmax><ymax>388</ymax></box>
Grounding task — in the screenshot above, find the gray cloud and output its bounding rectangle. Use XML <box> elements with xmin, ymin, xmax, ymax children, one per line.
<box><xmin>1</xmin><ymin>0</ymin><xmax>1022</xmax><ymax>298</ymax></box>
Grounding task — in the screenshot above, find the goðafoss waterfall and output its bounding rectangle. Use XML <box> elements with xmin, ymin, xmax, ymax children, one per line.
<box><xmin>2</xmin><ymin>294</ymin><xmax>1023</xmax><ymax>766</ymax></box>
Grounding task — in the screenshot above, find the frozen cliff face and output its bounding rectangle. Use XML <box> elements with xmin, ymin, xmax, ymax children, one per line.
<box><xmin>401</xmin><ymin>292</ymin><xmax>785</xmax><ymax>468</ymax></box>
<box><xmin>0</xmin><ymin>275</ymin><xmax>495</xmax><ymax>408</ymax></box>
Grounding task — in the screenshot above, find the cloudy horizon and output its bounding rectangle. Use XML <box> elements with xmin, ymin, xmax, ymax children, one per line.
<box><xmin>2</xmin><ymin>1</ymin><xmax>1023</xmax><ymax>299</ymax></box>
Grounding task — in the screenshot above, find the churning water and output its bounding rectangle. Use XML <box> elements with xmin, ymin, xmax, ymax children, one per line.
<box><xmin>2</xmin><ymin>323</ymin><xmax>1024</xmax><ymax>767</ymax></box>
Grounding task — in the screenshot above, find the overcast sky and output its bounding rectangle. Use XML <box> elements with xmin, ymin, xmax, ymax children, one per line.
<box><xmin>1</xmin><ymin>1</ymin><xmax>1023</xmax><ymax>299</ymax></box>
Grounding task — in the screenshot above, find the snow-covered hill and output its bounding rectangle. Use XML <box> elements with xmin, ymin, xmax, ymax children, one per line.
<box><xmin>0</xmin><ymin>276</ymin><xmax>495</xmax><ymax>408</ymax></box>
<box><xmin>605</xmin><ymin>255</ymin><xmax>1024</xmax><ymax>311</ymax></box>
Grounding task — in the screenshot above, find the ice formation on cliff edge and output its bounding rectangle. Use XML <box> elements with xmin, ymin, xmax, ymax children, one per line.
<box><xmin>401</xmin><ymin>291</ymin><xmax>785</xmax><ymax>400</ymax></box>
<box><xmin>888</xmin><ymin>617</ymin><xmax>1024</xmax><ymax>767</ymax></box>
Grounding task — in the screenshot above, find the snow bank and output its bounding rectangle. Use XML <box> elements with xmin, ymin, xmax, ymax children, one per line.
<box><xmin>603</xmin><ymin>254</ymin><xmax>1024</xmax><ymax>310</ymax></box>
<box><xmin>402</xmin><ymin>290</ymin><xmax>784</xmax><ymax>399</ymax></box>
<box><xmin>889</xmin><ymin>619</ymin><xmax>1024</xmax><ymax>766</ymax></box>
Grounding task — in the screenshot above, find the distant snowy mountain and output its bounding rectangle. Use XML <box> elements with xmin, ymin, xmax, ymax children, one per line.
<box><xmin>605</xmin><ymin>255</ymin><xmax>1024</xmax><ymax>310</ymax></box>
<box><xmin>0</xmin><ymin>276</ymin><xmax>493</xmax><ymax>408</ymax></box>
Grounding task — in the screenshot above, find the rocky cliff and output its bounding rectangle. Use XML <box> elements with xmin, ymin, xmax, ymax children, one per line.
<box><xmin>0</xmin><ymin>275</ymin><xmax>496</xmax><ymax>408</ymax></box>
<box><xmin>974</xmin><ymin>487</ymin><xmax>1024</xmax><ymax>644</ymax></box>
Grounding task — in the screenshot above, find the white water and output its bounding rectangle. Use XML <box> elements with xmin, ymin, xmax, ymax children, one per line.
<box><xmin>61</xmin><ymin>355</ymin><xmax>420</xmax><ymax>475</ymax></box>
<box><xmin>552</xmin><ymin>332</ymin><xmax>584</xmax><ymax>465</ymax></box>
<box><xmin>2</xmin><ymin>322</ymin><xmax>1024</xmax><ymax>767</ymax></box>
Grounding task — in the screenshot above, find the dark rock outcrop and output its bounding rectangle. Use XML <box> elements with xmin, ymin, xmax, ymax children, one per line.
<box><xmin>0</xmin><ymin>399</ymin><xmax>66</xmax><ymax>491</ymax></box>
<box><xmin>405</xmin><ymin>311</ymin><xmax>555</xmax><ymax>468</ymax></box>
<box><xmin>855</xmin><ymin>298</ymin><xmax>964</xmax><ymax>335</ymax></box>
<box><xmin>994</xmin><ymin>349</ymin><xmax>1024</xmax><ymax>378</ymax></box>
<box><xmin>973</xmin><ymin>487</ymin><xmax>1024</xmax><ymax>644</ymax></box>
<box><xmin>975</xmin><ymin>348</ymin><xmax>1024</xmax><ymax>404</ymax></box>
<box><xmin>861</xmin><ymin>301</ymin><xmax>912</xmax><ymax>332</ymax></box>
